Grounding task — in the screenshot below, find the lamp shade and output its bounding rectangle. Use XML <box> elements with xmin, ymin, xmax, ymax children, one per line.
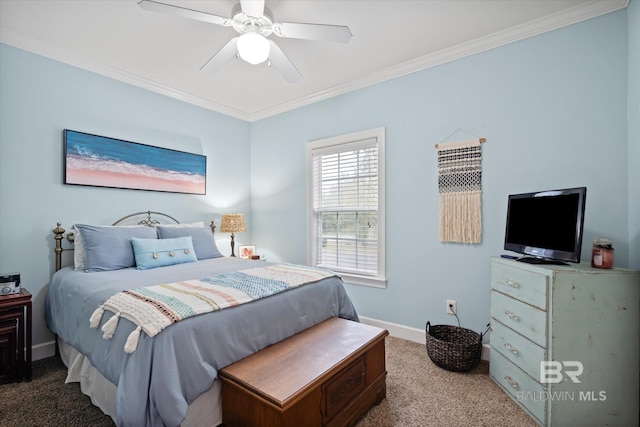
<box><xmin>220</xmin><ymin>213</ymin><xmax>247</xmax><ymax>233</ymax></box>
<box><xmin>237</xmin><ymin>32</ymin><xmax>270</xmax><ymax>65</ymax></box>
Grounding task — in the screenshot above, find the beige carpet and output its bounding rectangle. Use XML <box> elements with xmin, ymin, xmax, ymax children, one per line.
<box><xmin>0</xmin><ymin>336</ymin><xmax>536</xmax><ymax>426</ymax></box>
<box><xmin>356</xmin><ymin>336</ymin><xmax>537</xmax><ymax>427</ymax></box>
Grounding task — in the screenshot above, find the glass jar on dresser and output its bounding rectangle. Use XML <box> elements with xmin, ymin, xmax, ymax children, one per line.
<box><xmin>489</xmin><ymin>257</ymin><xmax>639</xmax><ymax>427</ymax></box>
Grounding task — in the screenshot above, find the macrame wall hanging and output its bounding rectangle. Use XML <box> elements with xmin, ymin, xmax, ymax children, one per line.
<box><xmin>435</xmin><ymin>136</ymin><xmax>485</xmax><ymax>244</ymax></box>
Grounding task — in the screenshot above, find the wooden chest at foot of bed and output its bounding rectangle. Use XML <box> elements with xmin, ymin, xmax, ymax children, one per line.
<box><xmin>219</xmin><ymin>317</ymin><xmax>388</xmax><ymax>427</ymax></box>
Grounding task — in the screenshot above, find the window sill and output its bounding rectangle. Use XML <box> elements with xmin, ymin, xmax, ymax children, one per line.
<box><xmin>340</xmin><ymin>273</ymin><xmax>387</xmax><ymax>289</ymax></box>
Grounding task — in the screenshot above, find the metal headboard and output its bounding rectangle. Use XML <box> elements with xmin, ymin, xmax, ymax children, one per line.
<box><xmin>52</xmin><ymin>210</ymin><xmax>216</xmax><ymax>271</ymax></box>
<box><xmin>112</xmin><ymin>210</ymin><xmax>179</xmax><ymax>226</ymax></box>
<box><xmin>52</xmin><ymin>222</ymin><xmax>75</xmax><ymax>272</ymax></box>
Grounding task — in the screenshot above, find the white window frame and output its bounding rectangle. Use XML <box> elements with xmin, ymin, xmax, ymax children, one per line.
<box><xmin>306</xmin><ymin>127</ymin><xmax>386</xmax><ymax>288</ymax></box>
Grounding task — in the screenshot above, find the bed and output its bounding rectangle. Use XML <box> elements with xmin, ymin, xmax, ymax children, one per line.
<box><xmin>44</xmin><ymin>211</ymin><xmax>359</xmax><ymax>426</ymax></box>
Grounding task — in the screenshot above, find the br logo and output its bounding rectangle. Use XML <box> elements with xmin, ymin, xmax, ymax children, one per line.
<box><xmin>540</xmin><ymin>361</ymin><xmax>583</xmax><ymax>384</ymax></box>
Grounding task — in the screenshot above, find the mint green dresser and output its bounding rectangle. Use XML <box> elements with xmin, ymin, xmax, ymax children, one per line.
<box><xmin>489</xmin><ymin>257</ymin><xmax>639</xmax><ymax>426</ymax></box>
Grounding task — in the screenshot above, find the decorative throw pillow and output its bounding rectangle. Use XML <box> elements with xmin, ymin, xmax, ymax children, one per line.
<box><xmin>155</xmin><ymin>226</ymin><xmax>223</xmax><ymax>260</ymax></box>
<box><xmin>131</xmin><ymin>236</ymin><xmax>197</xmax><ymax>270</ymax></box>
<box><xmin>73</xmin><ymin>222</ymin><xmax>207</xmax><ymax>270</ymax></box>
<box><xmin>74</xmin><ymin>224</ymin><xmax>157</xmax><ymax>272</ymax></box>
<box><xmin>73</xmin><ymin>222</ymin><xmax>204</xmax><ymax>270</ymax></box>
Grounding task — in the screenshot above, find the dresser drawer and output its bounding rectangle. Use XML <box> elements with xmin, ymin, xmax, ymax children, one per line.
<box><xmin>490</xmin><ymin>320</ymin><xmax>546</xmax><ymax>379</ymax></box>
<box><xmin>490</xmin><ymin>350</ymin><xmax>546</xmax><ymax>425</ymax></box>
<box><xmin>491</xmin><ymin>290</ymin><xmax>547</xmax><ymax>347</ymax></box>
<box><xmin>491</xmin><ymin>262</ymin><xmax>548</xmax><ymax>310</ymax></box>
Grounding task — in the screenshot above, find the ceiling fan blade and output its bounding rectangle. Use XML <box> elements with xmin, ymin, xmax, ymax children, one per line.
<box><xmin>139</xmin><ymin>0</ymin><xmax>232</xmax><ymax>27</ymax></box>
<box><xmin>273</xmin><ymin>22</ymin><xmax>352</xmax><ymax>43</ymax></box>
<box><xmin>200</xmin><ymin>37</ymin><xmax>238</xmax><ymax>73</ymax></box>
<box><xmin>240</xmin><ymin>0</ymin><xmax>265</xmax><ymax>18</ymax></box>
<box><xmin>268</xmin><ymin>40</ymin><xmax>302</xmax><ymax>83</ymax></box>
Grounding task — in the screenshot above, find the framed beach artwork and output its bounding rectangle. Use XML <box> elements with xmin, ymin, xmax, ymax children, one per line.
<box><xmin>63</xmin><ymin>130</ymin><xmax>206</xmax><ymax>195</ymax></box>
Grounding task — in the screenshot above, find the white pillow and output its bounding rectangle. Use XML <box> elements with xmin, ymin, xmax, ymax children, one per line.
<box><xmin>72</xmin><ymin>225</ymin><xmax>86</xmax><ymax>271</ymax></box>
<box><xmin>157</xmin><ymin>221</ymin><xmax>205</xmax><ymax>228</ymax></box>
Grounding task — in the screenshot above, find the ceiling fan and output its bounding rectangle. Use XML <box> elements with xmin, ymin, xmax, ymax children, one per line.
<box><xmin>138</xmin><ymin>0</ymin><xmax>353</xmax><ymax>83</ymax></box>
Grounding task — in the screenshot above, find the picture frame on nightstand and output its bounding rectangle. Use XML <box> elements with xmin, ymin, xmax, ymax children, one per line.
<box><xmin>239</xmin><ymin>245</ymin><xmax>256</xmax><ymax>259</ymax></box>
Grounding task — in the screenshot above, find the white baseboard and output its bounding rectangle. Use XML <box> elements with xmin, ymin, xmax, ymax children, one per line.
<box><xmin>359</xmin><ymin>316</ymin><xmax>490</xmax><ymax>361</ymax></box>
<box><xmin>32</xmin><ymin>340</ymin><xmax>56</xmax><ymax>361</ymax></box>
<box><xmin>482</xmin><ymin>343</ymin><xmax>491</xmax><ymax>361</ymax></box>
<box><xmin>359</xmin><ymin>315</ymin><xmax>425</xmax><ymax>343</ymax></box>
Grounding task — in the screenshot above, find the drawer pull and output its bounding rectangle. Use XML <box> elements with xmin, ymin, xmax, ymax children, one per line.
<box><xmin>504</xmin><ymin>310</ymin><xmax>519</xmax><ymax>321</ymax></box>
<box><xmin>504</xmin><ymin>342</ymin><xmax>519</xmax><ymax>355</ymax></box>
<box><xmin>504</xmin><ymin>279</ymin><xmax>520</xmax><ymax>288</ymax></box>
<box><xmin>504</xmin><ymin>375</ymin><xmax>519</xmax><ymax>389</ymax></box>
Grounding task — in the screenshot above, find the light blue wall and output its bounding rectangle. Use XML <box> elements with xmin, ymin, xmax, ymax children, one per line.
<box><xmin>629</xmin><ymin>0</ymin><xmax>640</xmax><ymax>270</ymax></box>
<box><xmin>0</xmin><ymin>7</ymin><xmax>634</xmax><ymax>352</ymax></box>
<box><xmin>250</xmin><ymin>10</ymin><xmax>631</xmax><ymax>332</ymax></box>
<box><xmin>0</xmin><ymin>44</ymin><xmax>252</xmax><ymax>348</ymax></box>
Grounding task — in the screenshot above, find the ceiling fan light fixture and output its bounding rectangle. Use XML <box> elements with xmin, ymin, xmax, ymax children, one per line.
<box><xmin>237</xmin><ymin>32</ymin><xmax>270</xmax><ymax>65</ymax></box>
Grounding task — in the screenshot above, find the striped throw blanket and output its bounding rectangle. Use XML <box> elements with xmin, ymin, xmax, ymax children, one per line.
<box><xmin>88</xmin><ymin>264</ymin><xmax>337</xmax><ymax>353</ymax></box>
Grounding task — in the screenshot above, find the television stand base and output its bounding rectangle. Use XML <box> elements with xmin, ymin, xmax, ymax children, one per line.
<box><xmin>516</xmin><ymin>256</ymin><xmax>569</xmax><ymax>266</ymax></box>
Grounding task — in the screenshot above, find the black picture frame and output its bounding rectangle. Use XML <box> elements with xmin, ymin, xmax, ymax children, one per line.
<box><xmin>63</xmin><ymin>129</ymin><xmax>206</xmax><ymax>195</ymax></box>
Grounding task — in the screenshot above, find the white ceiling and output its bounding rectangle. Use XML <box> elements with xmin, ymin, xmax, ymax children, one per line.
<box><xmin>0</xmin><ymin>0</ymin><xmax>628</xmax><ymax>121</ymax></box>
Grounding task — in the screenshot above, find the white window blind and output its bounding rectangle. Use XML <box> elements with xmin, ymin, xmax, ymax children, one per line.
<box><xmin>307</xmin><ymin>128</ymin><xmax>385</xmax><ymax>287</ymax></box>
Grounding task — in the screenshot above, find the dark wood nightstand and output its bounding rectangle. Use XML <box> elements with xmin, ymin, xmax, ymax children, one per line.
<box><xmin>0</xmin><ymin>289</ymin><xmax>32</xmax><ymax>382</ymax></box>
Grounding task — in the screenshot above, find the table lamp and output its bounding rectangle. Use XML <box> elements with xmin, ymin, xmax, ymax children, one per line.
<box><xmin>219</xmin><ymin>213</ymin><xmax>247</xmax><ymax>257</ymax></box>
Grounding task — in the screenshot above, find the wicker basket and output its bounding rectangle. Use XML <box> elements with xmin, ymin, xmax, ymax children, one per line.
<box><xmin>425</xmin><ymin>321</ymin><xmax>484</xmax><ymax>372</ymax></box>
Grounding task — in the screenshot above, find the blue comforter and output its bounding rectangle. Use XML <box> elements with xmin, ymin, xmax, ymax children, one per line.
<box><xmin>45</xmin><ymin>257</ymin><xmax>358</xmax><ymax>426</ymax></box>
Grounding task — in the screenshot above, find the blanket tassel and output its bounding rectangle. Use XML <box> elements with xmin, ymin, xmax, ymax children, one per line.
<box><xmin>89</xmin><ymin>305</ymin><xmax>105</xmax><ymax>329</ymax></box>
<box><xmin>101</xmin><ymin>312</ymin><xmax>120</xmax><ymax>339</ymax></box>
<box><xmin>124</xmin><ymin>326</ymin><xmax>142</xmax><ymax>354</ymax></box>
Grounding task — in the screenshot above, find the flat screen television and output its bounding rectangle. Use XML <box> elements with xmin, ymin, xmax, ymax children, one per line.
<box><xmin>504</xmin><ymin>187</ymin><xmax>587</xmax><ymax>265</ymax></box>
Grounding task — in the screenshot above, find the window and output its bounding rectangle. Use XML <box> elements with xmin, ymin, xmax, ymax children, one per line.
<box><xmin>306</xmin><ymin>127</ymin><xmax>386</xmax><ymax>288</ymax></box>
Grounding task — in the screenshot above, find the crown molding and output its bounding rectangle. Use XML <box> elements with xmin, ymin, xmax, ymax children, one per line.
<box><xmin>1</xmin><ymin>0</ymin><xmax>628</xmax><ymax>123</ymax></box>
<box><xmin>0</xmin><ymin>28</ymin><xmax>254</xmax><ymax>122</ymax></box>
<box><xmin>249</xmin><ymin>0</ymin><xmax>629</xmax><ymax>121</ymax></box>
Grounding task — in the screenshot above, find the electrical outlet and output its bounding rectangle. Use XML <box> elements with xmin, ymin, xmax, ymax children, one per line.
<box><xmin>446</xmin><ymin>300</ymin><xmax>457</xmax><ymax>315</ymax></box>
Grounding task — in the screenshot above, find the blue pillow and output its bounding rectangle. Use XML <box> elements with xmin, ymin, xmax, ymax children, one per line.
<box><xmin>155</xmin><ymin>226</ymin><xmax>223</xmax><ymax>260</ymax></box>
<box><xmin>131</xmin><ymin>236</ymin><xmax>197</xmax><ymax>270</ymax></box>
<box><xmin>75</xmin><ymin>224</ymin><xmax>158</xmax><ymax>272</ymax></box>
